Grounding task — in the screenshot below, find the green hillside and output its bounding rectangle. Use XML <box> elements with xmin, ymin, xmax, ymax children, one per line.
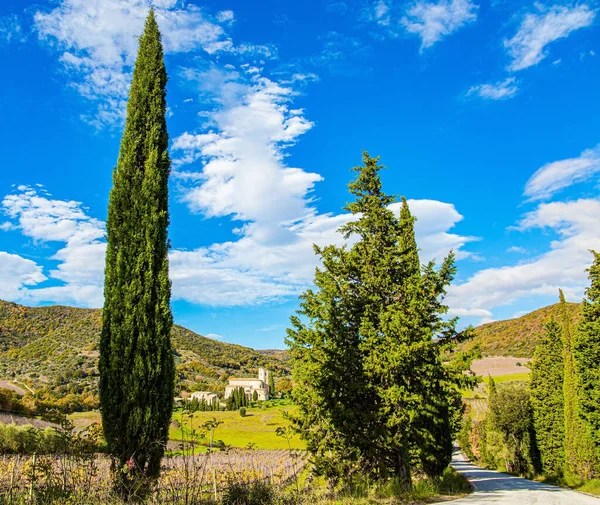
<box><xmin>0</xmin><ymin>300</ymin><xmax>290</xmax><ymax>403</ymax></box>
<box><xmin>460</xmin><ymin>301</ymin><xmax>582</xmax><ymax>358</ymax></box>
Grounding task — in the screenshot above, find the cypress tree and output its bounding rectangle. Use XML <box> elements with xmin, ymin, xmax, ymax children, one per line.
<box><xmin>575</xmin><ymin>252</ymin><xmax>600</xmax><ymax>466</ymax></box>
<box><xmin>530</xmin><ymin>319</ymin><xmax>565</xmax><ymax>475</ymax></box>
<box><xmin>561</xmin><ymin>289</ymin><xmax>597</xmax><ymax>479</ymax></box>
<box><xmin>269</xmin><ymin>374</ymin><xmax>275</xmax><ymax>397</ymax></box>
<box><xmin>287</xmin><ymin>152</ymin><xmax>474</xmax><ymax>488</ymax></box>
<box><xmin>488</xmin><ymin>375</ymin><xmax>497</xmax><ymax>396</ymax></box>
<box><xmin>99</xmin><ymin>10</ymin><xmax>174</xmax><ymax>489</ymax></box>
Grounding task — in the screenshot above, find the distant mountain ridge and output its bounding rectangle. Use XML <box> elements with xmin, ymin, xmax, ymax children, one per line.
<box><xmin>0</xmin><ymin>300</ymin><xmax>290</xmax><ymax>401</ymax></box>
<box><xmin>460</xmin><ymin>301</ymin><xmax>582</xmax><ymax>358</ymax></box>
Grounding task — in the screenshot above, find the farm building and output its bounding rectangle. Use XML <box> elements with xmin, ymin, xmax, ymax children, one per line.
<box><xmin>190</xmin><ymin>391</ymin><xmax>219</xmax><ymax>403</ymax></box>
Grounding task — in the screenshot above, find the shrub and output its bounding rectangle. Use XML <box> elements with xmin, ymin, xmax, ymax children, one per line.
<box><xmin>222</xmin><ymin>481</ymin><xmax>276</xmax><ymax>505</ymax></box>
<box><xmin>239</xmin><ymin>407</ymin><xmax>247</xmax><ymax>417</ymax></box>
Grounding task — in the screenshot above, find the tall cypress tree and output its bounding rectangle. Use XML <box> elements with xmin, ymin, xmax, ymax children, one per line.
<box><xmin>530</xmin><ymin>319</ymin><xmax>565</xmax><ymax>475</ymax></box>
<box><xmin>561</xmin><ymin>290</ymin><xmax>596</xmax><ymax>479</ymax></box>
<box><xmin>575</xmin><ymin>252</ymin><xmax>600</xmax><ymax>467</ymax></box>
<box><xmin>287</xmin><ymin>152</ymin><xmax>473</xmax><ymax>488</ymax></box>
<box><xmin>99</xmin><ymin>10</ymin><xmax>174</xmax><ymax>488</ymax></box>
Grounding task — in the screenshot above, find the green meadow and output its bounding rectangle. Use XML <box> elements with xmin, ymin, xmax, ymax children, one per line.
<box><xmin>170</xmin><ymin>401</ymin><xmax>305</xmax><ymax>450</ymax></box>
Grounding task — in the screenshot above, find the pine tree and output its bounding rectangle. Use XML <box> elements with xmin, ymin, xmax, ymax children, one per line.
<box><xmin>99</xmin><ymin>10</ymin><xmax>174</xmax><ymax>489</ymax></box>
<box><xmin>287</xmin><ymin>152</ymin><xmax>473</xmax><ymax>487</ymax></box>
<box><xmin>561</xmin><ymin>289</ymin><xmax>597</xmax><ymax>479</ymax></box>
<box><xmin>575</xmin><ymin>252</ymin><xmax>600</xmax><ymax>466</ymax></box>
<box><xmin>530</xmin><ymin>319</ymin><xmax>565</xmax><ymax>475</ymax></box>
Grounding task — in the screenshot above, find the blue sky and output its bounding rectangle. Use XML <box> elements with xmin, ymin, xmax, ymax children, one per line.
<box><xmin>1</xmin><ymin>0</ymin><xmax>599</xmax><ymax>349</ymax></box>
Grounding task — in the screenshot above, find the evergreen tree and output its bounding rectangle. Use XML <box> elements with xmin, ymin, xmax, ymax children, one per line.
<box><xmin>253</xmin><ymin>390</ymin><xmax>258</xmax><ymax>402</ymax></box>
<box><xmin>530</xmin><ymin>319</ymin><xmax>565</xmax><ymax>475</ymax></box>
<box><xmin>226</xmin><ymin>395</ymin><xmax>235</xmax><ymax>411</ymax></box>
<box><xmin>488</xmin><ymin>375</ymin><xmax>497</xmax><ymax>396</ymax></box>
<box><xmin>99</xmin><ymin>10</ymin><xmax>174</xmax><ymax>488</ymax></box>
<box><xmin>287</xmin><ymin>152</ymin><xmax>474</xmax><ymax>487</ymax></box>
<box><xmin>269</xmin><ymin>374</ymin><xmax>275</xmax><ymax>397</ymax></box>
<box><xmin>561</xmin><ymin>289</ymin><xmax>597</xmax><ymax>479</ymax></box>
<box><xmin>575</xmin><ymin>251</ymin><xmax>600</xmax><ymax>466</ymax></box>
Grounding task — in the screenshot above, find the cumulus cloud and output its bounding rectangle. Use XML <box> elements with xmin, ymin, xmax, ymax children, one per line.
<box><xmin>505</xmin><ymin>4</ymin><xmax>596</xmax><ymax>71</ymax></box>
<box><xmin>467</xmin><ymin>77</ymin><xmax>519</xmax><ymax>100</ymax></box>
<box><xmin>447</xmin><ymin>198</ymin><xmax>600</xmax><ymax>320</ymax></box>
<box><xmin>33</xmin><ymin>0</ymin><xmax>275</xmax><ymax>127</ymax></box>
<box><xmin>1</xmin><ymin>186</ymin><xmax>106</xmax><ymax>307</ymax></box>
<box><xmin>401</xmin><ymin>0</ymin><xmax>478</xmax><ymax>49</ymax></box>
<box><xmin>1</xmin><ymin>184</ymin><xmax>473</xmax><ymax>308</ymax></box>
<box><xmin>0</xmin><ymin>252</ymin><xmax>46</xmax><ymax>301</ymax></box>
<box><xmin>168</xmin><ymin>199</ymin><xmax>472</xmax><ymax>306</ymax></box>
<box><xmin>172</xmin><ymin>67</ymin><xmax>319</xmax><ymax>241</ymax></box>
<box><xmin>366</xmin><ymin>0</ymin><xmax>477</xmax><ymax>48</ymax></box>
<box><xmin>524</xmin><ymin>144</ymin><xmax>600</xmax><ymax>201</ymax></box>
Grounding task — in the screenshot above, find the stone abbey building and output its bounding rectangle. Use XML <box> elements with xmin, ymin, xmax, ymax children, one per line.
<box><xmin>224</xmin><ymin>368</ymin><xmax>270</xmax><ymax>401</ymax></box>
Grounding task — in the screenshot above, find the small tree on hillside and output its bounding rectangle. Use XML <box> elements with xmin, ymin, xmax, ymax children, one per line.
<box><xmin>530</xmin><ymin>319</ymin><xmax>565</xmax><ymax>475</ymax></box>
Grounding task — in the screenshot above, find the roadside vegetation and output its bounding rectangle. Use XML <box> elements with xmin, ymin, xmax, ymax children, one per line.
<box><xmin>458</xmin><ymin>253</ymin><xmax>600</xmax><ymax>495</ymax></box>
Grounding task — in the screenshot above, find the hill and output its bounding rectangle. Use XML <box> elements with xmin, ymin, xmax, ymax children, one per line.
<box><xmin>461</xmin><ymin>301</ymin><xmax>582</xmax><ymax>358</ymax></box>
<box><xmin>0</xmin><ymin>300</ymin><xmax>290</xmax><ymax>404</ymax></box>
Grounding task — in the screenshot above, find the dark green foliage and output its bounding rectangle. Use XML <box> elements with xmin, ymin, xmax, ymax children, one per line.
<box><xmin>461</xmin><ymin>384</ymin><xmax>539</xmax><ymax>476</ymax></box>
<box><xmin>287</xmin><ymin>152</ymin><xmax>474</xmax><ymax>487</ymax></box>
<box><xmin>226</xmin><ymin>388</ymin><xmax>248</xmax><ymax>410</ymax></box>
<box><xmin>530</xmin><ymin>319</ymin><xmax>565</xmax><ymax>475</ymax></box>
<box><xmin>221</xmin><ymin>481</ymin><xmax>276</xmax><ymax>505</ymax></box>
<box><xmin>268</xmin><ymin>373</ymin><xmax>275</xmax><ymax>396</ymax></box>
<box><xmin>252</xmin><ymin>390</ymin><xmax>258</xmax><ymax>402</ymax></box>
<box><xmin>488</xmin><ymin>383</ymin><xmax>540</xmax><ymax>475</ymax></box>
<box><xmin>240</xmin><ymin>407</ymin><xmax>247</xmax><ymax>417</ymax></box>
<box><xmin>561</xmin><ymin>289</ymin><xmax>598</xmax><ymax>480</ymax></box>
<box><xmin>576</xmin><ymin>251</ymin><xmax>600</xmax><ymax>464</ymax></box>
<box><xmin>99</xmin><ymin>11</ymin><xmax>174</xmax><ymax>485</ymax></box>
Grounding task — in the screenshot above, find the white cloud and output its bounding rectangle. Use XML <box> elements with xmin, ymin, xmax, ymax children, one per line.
<box><xmin>366</xmin><ymin>0</ymin><xmax>477</xmax><ymax>48</ymax></box>
<box><xmin>0</xmin><ymin>252</ymin><xmax>46</xmax><ymax>300</ymax></box>
<box><xmin>172</xmin><ymin>68</ymin><xmax>319</xmax><ymax>237</ymax></box>
<box><xmin>507</xmin><ymin>246</ymin><xmax>526</xmax><ymax>254</ymax></box>
<box><xmin>402</xmin><ymin>0</ymin><xmax>478</xmax><ymax>49</ymax></box>
<box><xmin>204</xmin><ymin>333</ymin><xmax>224</xmax><ymax>340</ymax></box>
<box><xmin>447</xmin><ymin>307</ymin><xmax>492</xmax><ymax>318</ymax></box>
<box><xmin>447</xmin><ymin>198</ymin><xmax>600</xmax><ymax>319</ymax></box>
<box><xmin>1</xmin><ymin>186</ymin><xmax>106</xmax><ymax>307</ymax></box>
<box><xmin>467</xmin><ymin>77</ymin><xmax>519</xmax><ymax>100</ymax></box>
<box><xmin>168</xmin><ymin>198</ymin><xmax>473</xmax><ymax>307</ymax></box>
<box><xmin>524</xmin><ymin>144</ymin><xmax>600</xmax><ymax>201</ymax></box>
<box><xmin>33</xmin><ymin>0</ymin><xmax>275</xmax><ymax>127</ymax></box>
<box><xmin>505</xmin><ymin>4</ymin><xmax>596</xmax><ymax>71</ymax></box>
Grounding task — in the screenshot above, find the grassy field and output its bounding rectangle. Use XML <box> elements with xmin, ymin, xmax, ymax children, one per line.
<box><xmin>462</xmin><ymin>371</ymin><xmax>531</xmax><ymax>399</ymax></box>
<box><xmin>68</xmin><ymin>401</ymin><xmax>305</xmax><ymax>450</ymax></box>
<box><xmin>171</xmin><ymin>401</ymin><xmax>305</xmax><ymax>450</ymax></box>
